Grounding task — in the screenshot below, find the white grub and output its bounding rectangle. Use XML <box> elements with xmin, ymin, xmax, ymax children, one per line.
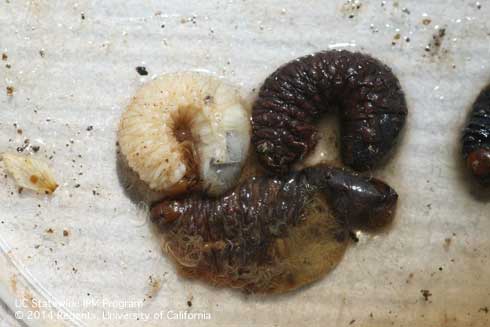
<box><xmin>118</xmin><ymin>72</ymin><xmax>250</xmax><ymax>196</ymax></box>
<box><xmin>1</xmin><ymin>153</ymin><xmax>58</xmax><ymax>194</ymax></box>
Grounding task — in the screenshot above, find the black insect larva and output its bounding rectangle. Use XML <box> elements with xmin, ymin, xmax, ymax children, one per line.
<box><xmin>462</xmin><ymin>84</ymin><xmax>490</xmax><ymax>185</ymax></box>
<box><xmin>150</xmin><ymin>165</ymin><xmax>398</xmax><ymax>293</ymax></box>
<box><xmin>252</xmin><ymin>50</ymin><xmax>408</xmax><ymax>173</ymax></box>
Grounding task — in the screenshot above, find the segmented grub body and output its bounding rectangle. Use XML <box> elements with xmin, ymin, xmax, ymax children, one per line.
<box><xmin>118</xmin><ymin>72</ymin><xmax>250</xmax><ymax>196</ymax></box>
<box><xmin>151</xmin><ymin>165</ymin><xmax>398</xmax><ymax>293</ymax></box>
<box><xmin>252</xmin><ymin>50</ymin><xmax>408</xmax><ymax>173</ymax></box>
<box><xmin>462</xmin><ymin>84</ymin><xmax>490</xmax><ymax>185</ymax></box>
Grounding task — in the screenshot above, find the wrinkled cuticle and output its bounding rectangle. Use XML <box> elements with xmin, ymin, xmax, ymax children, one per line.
<box><xmin>118</xmin><ymin>72</ymin><xmax>250</xmax><ymax>195</ymax></box>
<box><xmin>252</xmin><ymin>50</ymin><xmax>407</xmax><ymax>173</ymax></box>
<box><xmin>150</xmin><ymin>165</ymin><xmax>398</xmax><ymax>293</ymax></box>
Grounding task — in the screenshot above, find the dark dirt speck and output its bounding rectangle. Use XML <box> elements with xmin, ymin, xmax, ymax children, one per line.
<box><xmin>136</xmin><ymin>66</ymin><xmax>148</xmax><ymax>76</ymax></box>
<box><xmin>424</xmin><ymin>28</ymin><xmax>448</xmax><ymax>58</ymax></box>
<box><xmin>421</xmin><ymin>289</ymin><xmax>432</xmax><ymax>301</ymax></box>
<box><xmin>433</xmin><ymin>28</ymin><xmax>446</xmax><ymax>47</ymax></box>
<box><xmin>349</xmin><ymin>231</ymin><xmax>359</xmax><ymax>242</ymax></box>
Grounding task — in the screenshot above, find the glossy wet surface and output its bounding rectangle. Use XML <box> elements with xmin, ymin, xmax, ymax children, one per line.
<box><xmin>151</xmin><ymin>165</ymin><xmax>398</xmax><ymax>293</ymax></box>
<box><xmin>1</xmin><ymin>1</ymin><xmax>490</xmax><ymax>326</ymax></box>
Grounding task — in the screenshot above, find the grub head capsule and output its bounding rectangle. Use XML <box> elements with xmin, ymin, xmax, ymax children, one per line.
<box><xmin>149</xmin><ymin>164</ymin><xmax>398</xmax><ymax>293</ymax></box>
<box><xmin>466</xmin><ymin>148</ymin><xmax>490</xmax><ymax>185</ymax></box>
<box><xmin>462</xmin><ymin>84</ymin><xmax>490</xmax><ymax>186</ymax></box>
<box><xmin>304</xmin><ymin>165</ymin><xmax>398</xmax><ymax>230</ymax></box>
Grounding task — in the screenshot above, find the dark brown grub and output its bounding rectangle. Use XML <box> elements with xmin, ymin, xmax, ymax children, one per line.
<box><xmin>251</xmin><ymin>50</ymin><xmax>407</xmax><ymax>173</ymax></box>
<box><xmin>150</xmin><ymin>164</ymin><xmax>398</xmax><ymax>293</ymax></box>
